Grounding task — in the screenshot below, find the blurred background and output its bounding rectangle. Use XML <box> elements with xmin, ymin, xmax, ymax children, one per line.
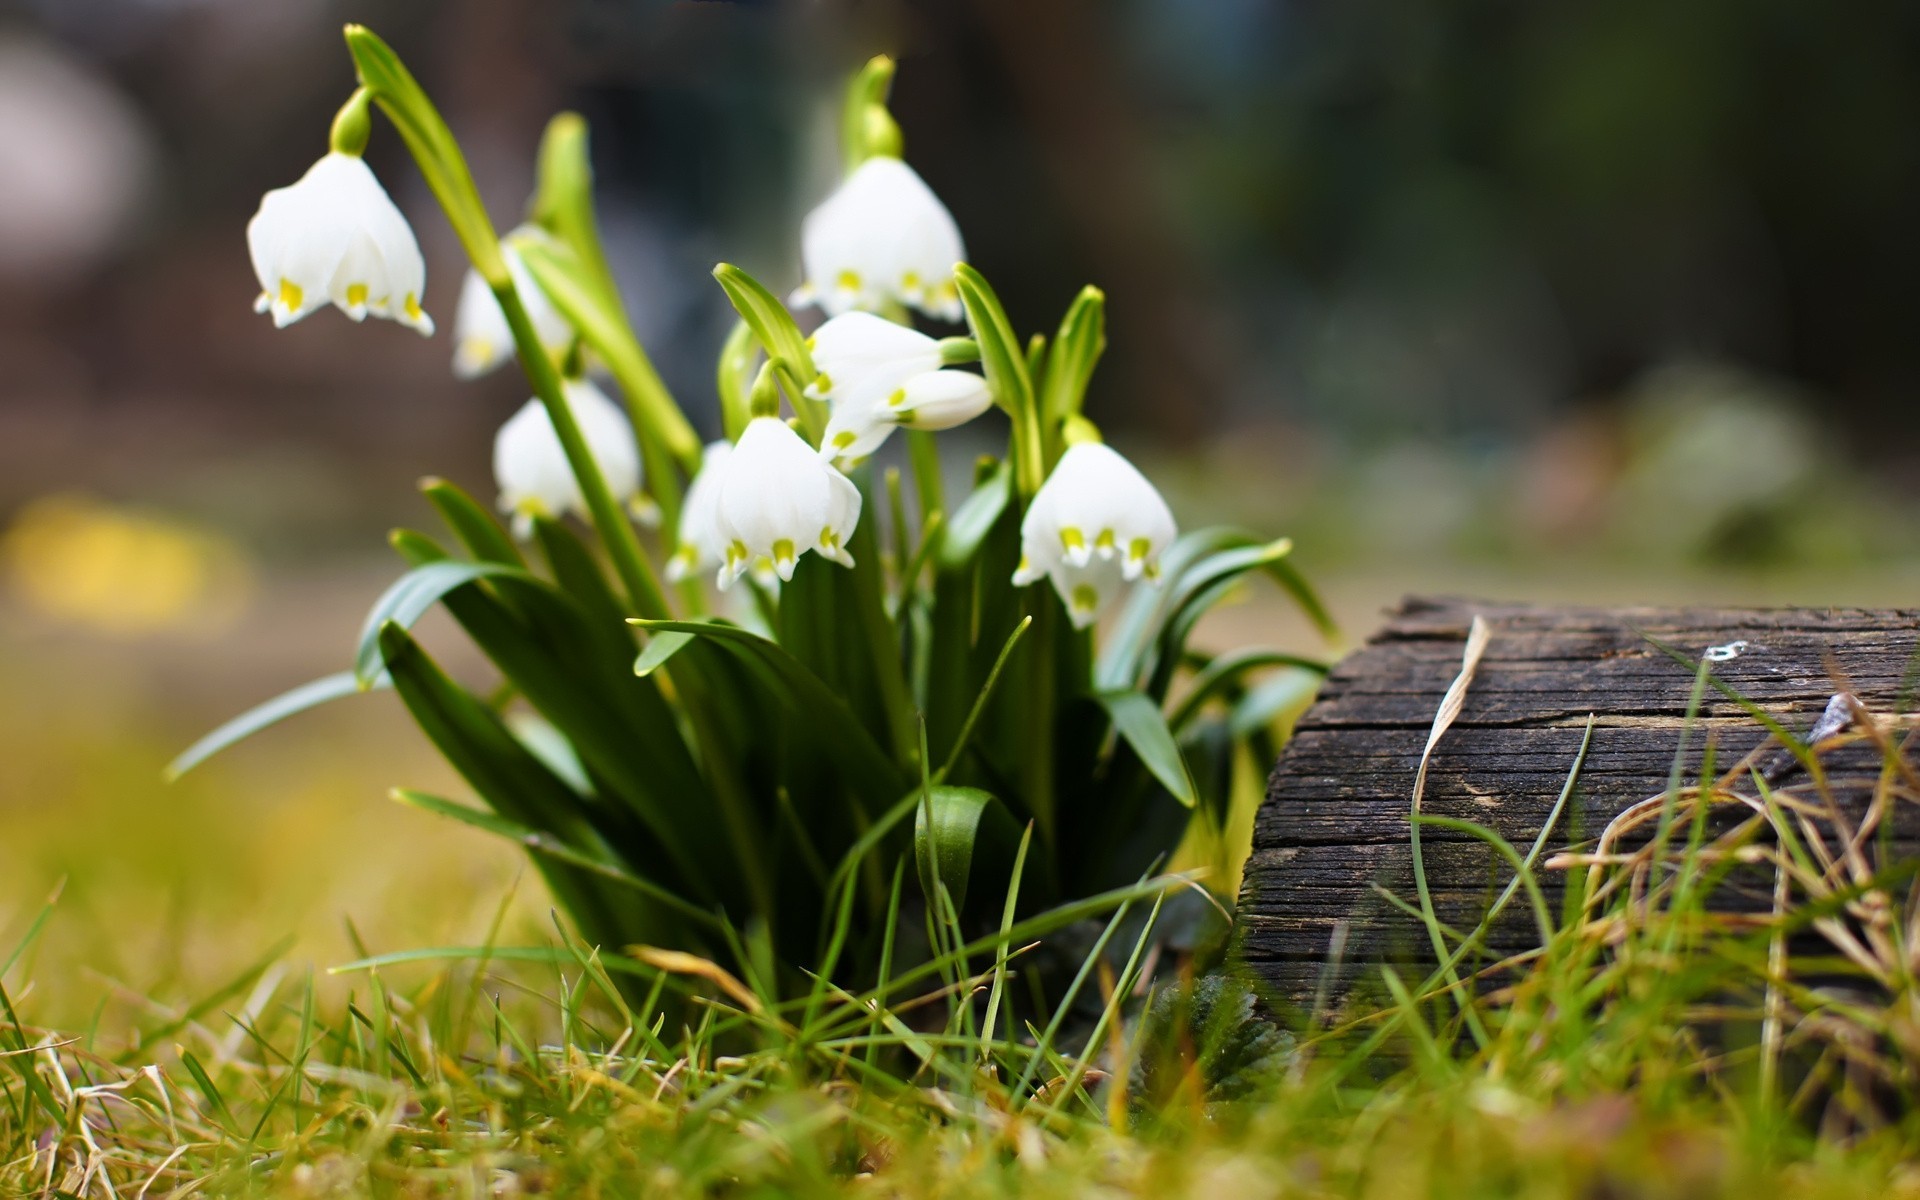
<box><xmin>2</xmin><ymin>0</ymin><xmax>1918</xmax><ymax>1019</ymax></box>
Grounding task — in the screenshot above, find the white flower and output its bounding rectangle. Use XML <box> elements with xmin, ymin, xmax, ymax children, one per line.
<box><xmin>247</xmin><ymin>152</ymin><xmax>433</xmax><ymax>334</ymax></box>
<box><xmin>1012</xmin><ymin>442</ymin><xmax>1178</xmax><ymax>628</ymax></box>
<box><xmin>492</xmin><ymin>379</ymin><xmax>644</xmax><ymax>540</ymax></box>
<box><xmin>806</xmin><ymin>312</ymin><xmax>992</xmax><ymax>461</ymax></box>
<box><xmin>451</xmin><ymin>226</ymin><xmax>574</xmax><ymax>379</ymax></box>
<box><xmin>791</xmin><ymin>157</ymin><xmax>964</xmax><ymax>323</ymax></box>
<box><xmin>665</xmin><ymin>440</ymin><xmax>734</xmax><ymax>583</ymax></box>
<box><xmin>714</xmin><ymin>417</ymin><xmax>861</xmax><ymax>588</ymax></box>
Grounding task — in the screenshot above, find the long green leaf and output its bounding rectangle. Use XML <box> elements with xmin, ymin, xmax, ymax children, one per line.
<box><xmin>421</xmin><ymin>477</ymin><xmax>523</xmax><ymax>567</ymax></box>
<box><xmin>913</xmin><ymin>786</ymin><xmax>1014</xmax><ymax>914</ymax></box>
<box><xmin>354</xmin><ymin>560</ymin><xmax>529</xmax><ymax>685</ymax></box>
<box><xmin>394</xmin><ymin>789</ymin><xmax>720</xmax><ymax>931</ymax></box>
<box><xmin>634</xmin><ymin>630</ymin><xmax>695</xmax><ymax>677</ymax></box>
<box><xmin>167</xmin><ymin>671</ymin><xmax>388</xmax><ymax>781</ymax></box>
<box><xmin>953</xmin><ymin>264</ymin><xmax>1042</xmax><ymax>492</ymax></box>
<box><xmin>937</xmin><ymin>461</ymin><xmax>1011</xmax><ymax>569</ymax></box>
<box><xmin>1038</xmin><ymin>286</ymin><xmax>1106</xmax><ymax>431</ymax></box>
<box><xmin>1095</xmin><ymin>689</ymin><xmax>1198</xmax><ymax>808</ymax></box>
<box><xmin>629</xmin><ymin>618</ymin><xmax>905</xmax><ymax>801</ymax></box>
<box><xmin>1168</xmin><ymin>648</ymin><xmax>1330</xmax><ymax>733</ymax></box>
<box><xmin>376</xmin><ymin>622</ymin><xmax>666</xmax><ymax>949</ymax></box>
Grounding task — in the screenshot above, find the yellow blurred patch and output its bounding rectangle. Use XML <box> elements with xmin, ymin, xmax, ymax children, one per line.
<box><xmin>2</xmin><ymin>493</ymin><xmax>254</xmax><ymax>637</ymax></box>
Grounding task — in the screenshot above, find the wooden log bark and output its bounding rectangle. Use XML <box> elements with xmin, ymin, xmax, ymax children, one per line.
<box><xmin>1236</xmin><ymin>597</ymin><xmax>1920</xmax><ymax>1008</ymax></box>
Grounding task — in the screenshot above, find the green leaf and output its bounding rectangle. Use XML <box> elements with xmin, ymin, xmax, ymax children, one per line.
<box><xmin>166</xmin><ymin>671</ymin><xmax>387</xmax><ymax>781</ymax></box>
<box><xmin>393</xmin><ymin>788</ymin><xmax>719</xmax><ymax>931</ymax></box>
<box><xmin>937</xmin><ymin>460</ymin><xmax>1011</xmax><ymax>569</ymax></box>
<box><xmin>712</xmin><ymin>263</ymin><xmax>825</xmax><ymax>439</ymax></box>
<box><xmin>421</xmin><ymin>476</ymin><xmax>524</xmax><ymax>566</ymax></box>
<box><xmin>914</xmin><ymin>786</ymin><xmax>1015</xmax><ymax>915</ymax></box>
<box><xmin>712</xmin><ymin>264</ymin><xmax>815</xmax><ymax>381</ymax></box>
<box><xmin>1097</xmin><ymin>531</ymin><xmax>1306</xmax><ymax>694</ymax></box>
<box><xmin>1038</xmin><ymin>286</ymin><xmax>1106</xmax><ymax>430</ymax></box>
<box><xmin>353</xmin><ymin>560</ymin><xmax>530</xmax><ymax>686</ymax></box>
<box><xmin>629</xmin><ymin>618</ymin><xmax>905</xmax><ymax>803</ymax></box>
<box><xmin>1167</xmin><ymin>647</ymin><xmax>1329</xmax><ymax>733</ymax></box>
<box><xmin>634</xmin><ymin>630</ymin><xmax>694</xmax><ymax>677</ymax></box>
<box><xmin>1263</xmin><ymin>553</ymin><xmax>1338</xmax><ymax>642</ymax></box>
<box><xmin>953</xmin><ymin>265</ymin><xmax>1033</xmax><ymax>419</ymax></box>
<box><xmin>953</xmin><ymin>265</ymin><xmax>1042</xmax><ymax>492</ymax></box>
<box><xmin>1095</xmin><ymin>689</ymin><xmax>1198</xmax><ymax>808</ymax></box>
<box><xmin>375</xmin><ymin>622</ymin><xmax>668</xmax><ymax>949</ymax></box>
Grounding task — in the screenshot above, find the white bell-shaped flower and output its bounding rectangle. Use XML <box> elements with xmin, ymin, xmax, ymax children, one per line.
<box><xmin>714</xmin><ymin>417</ymin><xmax>861</xmax><ymax>588</ymax></box>
<box><xmin>665</xmin><ymin>440</ymin><xmax>734</xmax><ymax>584</ymax></box>
<box><xmin>248</xmin><ymin>152</ymin><xmax>433</xmax><ymax>335</ymax></box>
<box><xmin>806</xmin><ymin>312</ymin><xmax>992</xmax><ymax>461</ymax></box>
<box><xmin>791</xmin><ymin>157</ymin><xmax>964</xmax><ymax>323</ymax></box>
<box><xmin>492</xmin><ymin>379</ymin><xmax>644</xmax><ymax>540</ymax></box>
<box><xmin>451</xmin><ymin>226</ymin><xmax>574</xmax><ymax>379</ymax></box>
<box><xmin>1012</xmin><ymin>442</ymin><xmax>1178</xmax><ymax>627</ymax></box>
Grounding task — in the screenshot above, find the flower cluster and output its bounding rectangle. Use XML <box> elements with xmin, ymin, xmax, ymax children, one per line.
<box><xmin>246</xmin><ymin>73</ymin><xmax>1179</xmax><ymax>627</ymax></box>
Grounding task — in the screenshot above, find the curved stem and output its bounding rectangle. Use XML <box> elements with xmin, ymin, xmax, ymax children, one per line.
<box><xmin>497</xmin><ymin>283</ymin><xmax>670</xmax><ymax>619</ymax></box>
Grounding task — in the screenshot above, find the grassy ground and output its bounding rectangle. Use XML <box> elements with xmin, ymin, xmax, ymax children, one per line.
<box><xmin>4</xmin><ymin>562</ymin><xmax>1920</xmax><ymax>1196</ymax></box>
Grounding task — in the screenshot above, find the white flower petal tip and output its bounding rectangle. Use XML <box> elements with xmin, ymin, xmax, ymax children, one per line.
<box><xmin>806</xmin><ymin>312</ymin><xmax>988</xmax><ymax>462</ymax></box>
<box><xmin>713</xmin><ymin>417</ymin><xmax>862</xmax><ymax>588</ymax></box>
<box><xmin>1013</xmin><ymin>442</ymin><xmax>1177</xmax><ymax>626</ymax></box>
<box><xmin>492</xmin><ymin>379</ymin><xmax>644</xmax><ymax>538</ymax></box>
<box><xmin>796</xmin><ymin>157</ymin><xmax>965</xmax><ymax>323</ymax></box>
<box><xmin>450</xmin><ymin>226</ymin><xmax>573</xmax><ymax>378</ymax></box>
<box><xmin>247</xmin><ymin>152</ymin><xmax>433</xmax><ymax>335</ymax></box>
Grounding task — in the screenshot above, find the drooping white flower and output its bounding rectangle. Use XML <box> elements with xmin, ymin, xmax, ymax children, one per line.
<box><xmin>714</xmin><ymin>417</ymin><xmax>861</xmax><ymax>588</ymax></box>
<box><xmin>665</xmin><ymin>440</ymin><xmax>734</xmax><ymax>584</ymax></box>
<box><xmin>1012</xmin><ymin>442</ymin><xmax>1178</xmax><ymax>628</ymax></box>
<box><xmin>805</xmin><ymin>311</ymin><xmax>992</xmax><ymax>461</ymax></box>
<box><xmin>791</xmin><ymin>157</ymin><xmax>964</xmax><ymax>323</ymax></box>
<box><xmin>451</xmin><ymin>225</ymin><xmax>574</xmax><ymax>379</ymax></box>
<box><xmin>247</xmin><ymin>151</ymin><xmax>433</xmax><ymax>334</ymax></box>
<box><xmin>493</xmin><ymin>379</ymin><xmax>644</xmax><ymax>540</ymax></box>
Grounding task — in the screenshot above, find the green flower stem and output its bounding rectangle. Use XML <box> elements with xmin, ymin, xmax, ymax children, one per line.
<box><xmin>496</xmin><ymin>281</ymin><xmax>671</xmax><ymax>621</ymax></box>
<box><xmin>344</xmin><ymin>25</ymin><xmax>669</xmax><ymax>620</ymax></box>
<box><xmin>906</xmin><ymin>431</ymin><xmax>944</xmax><ymax>526</ymax></box>
<box><xmin>344</xmin><ymin>25</ymin><xmax>505</xmax><ymax>284</ymax></box>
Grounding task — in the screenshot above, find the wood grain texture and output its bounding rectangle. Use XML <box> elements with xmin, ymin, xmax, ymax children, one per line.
<box><xmin>1236</xmin><ymin>597</ymin><xmax>1920</xmax><ymax>1006</ymax></box>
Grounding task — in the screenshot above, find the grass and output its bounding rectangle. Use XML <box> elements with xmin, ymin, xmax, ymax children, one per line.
<box><xmin>5</xmin><ymin>622</ymin><xmax>1920</xmax><ymax>1196</ymax></box>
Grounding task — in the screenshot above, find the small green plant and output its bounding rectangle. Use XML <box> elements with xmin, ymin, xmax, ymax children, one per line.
<box><xmin>177</xmin><ymin>28</ymin><xmax>1332</xmax><ymax>1001</ymax></box>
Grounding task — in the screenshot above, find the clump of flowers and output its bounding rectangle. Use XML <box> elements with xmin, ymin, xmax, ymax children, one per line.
<box><xmin>181</xmin><ymin>34</ymin><xmax>1332</xmax><ymax>1001</ymax></box>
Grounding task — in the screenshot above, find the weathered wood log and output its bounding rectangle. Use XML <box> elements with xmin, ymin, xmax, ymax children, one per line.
<box><xmin>1236</xmin><ymin>597</ymin><xmax>1920</xmax><ymax>1008</ymax></box>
